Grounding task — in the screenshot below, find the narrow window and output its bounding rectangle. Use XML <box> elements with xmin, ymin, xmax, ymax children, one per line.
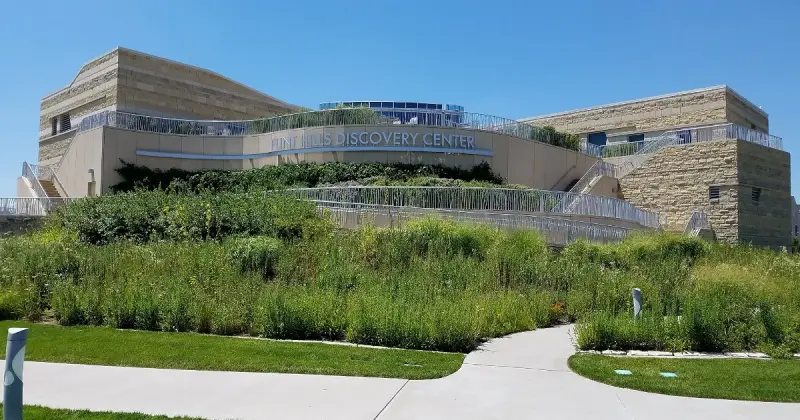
<box><xmin>752</xmin><ymin>187</ymin><xmax>761</xmax><ymax>204</ymax></box>
<box><xmin>59</xmin><ymin>114</ymin><xmax>71</xmax><ymax>132</ymax></box>
<box><xmin>709</xmin><ymin>186</ymin><xmax>720</xmax><ymax>200</ymax></box>
<box><xmin>51</xmin><ymin>117</ymin><xmax>58</xmax><ymax>135</ymax></box>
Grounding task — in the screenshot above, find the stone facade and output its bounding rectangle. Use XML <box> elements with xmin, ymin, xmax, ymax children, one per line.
<box><xmin>38</xmin><ymin>47</ymin><xmax>299</xmax><ymax>164</ymax></box>
<box><xmin>521</xmin><ymin>86</ymin><xmax>768</xmax><ymax>140</ymax></box>
<box><xmin>736</xmin><ymin>141</ymin><xmax>792</xmax><ymax>248</ymax></box>
<box><xmin>620</xmin><ymin>140</ymin><xmax>792</xmax><ymax>249</ymax></box>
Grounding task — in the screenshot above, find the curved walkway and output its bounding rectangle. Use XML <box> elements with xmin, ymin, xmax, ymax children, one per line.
<box><xmin>3</xmin><ymin>326</ymin><xmax>799</xmax><ymax>419</ymax></box>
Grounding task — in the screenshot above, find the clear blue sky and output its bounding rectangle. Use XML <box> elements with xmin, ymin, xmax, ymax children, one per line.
<box><xmin>1</xmin><ymin>0</ymin><xmax>797</xmax><ymax>197</ymax></box>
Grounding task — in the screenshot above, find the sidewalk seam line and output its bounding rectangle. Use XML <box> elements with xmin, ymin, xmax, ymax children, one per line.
<box><xmin>372</xmin><ymin>379</ymin><xmax>409</xmax><ymax>420</ymax></box>
<box><xmin>463</xmin><ymin>362</ymin><xmax>571</xmax><ymax>373</ymax></box>
<box><xmin>616</xmin><ymin>394</ymin><xmax>636</xmax><ymax>420</ymax></box>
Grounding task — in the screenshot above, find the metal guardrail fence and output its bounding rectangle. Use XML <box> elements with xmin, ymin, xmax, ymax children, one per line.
<box><xmin>282</xmin><ymin>186</ymin><xmax>660</xmax><ymax>228</ymax></box>
<box><xmin>72</xmin><ymin>109</ymin><xmax>583</xmax><ymax>152</ymax></box>
<box><xmin>0</xmin><ymin>198</ymin><xmax>49</xmax><ymax>217</ymax></box>
<box><xmin>593</xmin><ymin>123</ymin><xmax>783</xmax><ymax>158</ymax></box>
<box><xmin>317</xmin><ymin>203</ymin><xmax>630</xmax><ymax>245</ymax></box>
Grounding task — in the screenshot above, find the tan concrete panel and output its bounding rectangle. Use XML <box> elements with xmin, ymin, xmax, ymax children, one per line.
<box><xmin>473</xmin><ymin>131</ymin><xmax>493</xmax><ymax>151</ymax></box>
<box><xmin>243</xmin><ymin>136</ymin><xmax>259</xmax><ymax>155</ymax></box>
<box><xmin>223</xmin><ymin>160</ymin><xmax>243</xmax><ymax>170</ymax></box>
<box><xmin>203</xmin><ymin>159</ymin><xmax>224</xmax><ymax>170</ymax></box>
<box><xmin>223</xmin><ymin>137</ymin><xmax>244</xmax><ymax>155</ymax></box>
<box><xmin>257</xmin><ymin>133</ymin><xmax>272</xmax><ymax>153</ymax></box>
<box><xmin>203</xmin><ymin>138</ymin><xmax>225</xmax><ymax>155</ymax></box>
<box><xmin>506</xmin><ymin>138</ymin><xmax>535</xmax><ymax>187</ymax></box>
<box><xmin>181</xmin><ymin>137</ymin><xmax>204</xmax><ymax>154</ymax></box>
<box><xmin>490</xmin><ymin>134</ymin><xmax>510</xmax><ymax>182</ymax></box>
<box><xmin>344</xmin><ymin>151</ymin><xmax>389</xmax><ymax>164</ymax></box>
<box><xmin>304</xmin><ymin>152</ymin><xmax>325</xmax><ymax>164</ymax></box>
<box><xmin>159</xmin><ymin>135</ymin><xmax>182</xmax><ymax>153</ymax></box>
<box><xmin>181</xmin><ymin>157</ymin><xmax>206</xmax><ymax>172</ymax></box>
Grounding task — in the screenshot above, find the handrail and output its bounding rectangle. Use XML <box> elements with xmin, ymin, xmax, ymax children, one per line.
<box><xmin>280</xmin><ymin>186</ymin><xmax>661</xmax><ymax>228</ymax></box>
<box><xmin>593</xmin><ymin>123</ymin><xmax>783</xmax><ymax>159</ymax></box>
<box><xmin>317</xmin><ymin>203</ymin><xmax>630</xmax><ymax>245</ymax></box>
<box><xmin>21</xmin><ymin>162</ymin><xmax>52</xmax><ymax>212</ymax></box>
<box><xmin>68</xmin><ymin>108</ymin><xmax>586</xmax><ymax>153</ymax></box>
<box><xmin>684</xmin><ymin>211</ymin><xmax>710</xmax><ymax>236</ymax></box>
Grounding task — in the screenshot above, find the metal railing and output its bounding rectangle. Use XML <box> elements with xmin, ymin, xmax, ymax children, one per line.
<box><xmin>68</xmin><ymin>109</ymin><xmax>584</xmax><ymax>152</ymax></box>
<box><xmin>593</xmin><ymin>123</ymin><xmax>783</xmax><ymax>158</ymax></box>
<box><xmin>0</xmin><ymin>198</ymin><xmax>50</xmax><ymax>217</ymax></box>
<box><xmin>596</xmin><ymin>140</ymin><xmax>652</xmax><ymax>157</ymax></box>
<box><xmin>684</xmin><ymin>211</ymin><xmax>710</xmax><ymax>236</ymax></box>
<box><xmin>317</xmin><ymin>203</ymin><xmax>630</xmax><ymax>245</ymax></box>
<box><xmin>21</xmin><ymin>163</ymin><xmax>51</xmax><ymax>208</ymax></box>
<box><xmin>282</xmin><ymin>186</ymin><xmax>660</xmax><ymax>228</ymax></box>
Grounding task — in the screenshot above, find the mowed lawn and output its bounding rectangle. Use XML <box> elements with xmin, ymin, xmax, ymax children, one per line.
<box><xmin>0</xmin><ymin>321</ymin><xmax>464</xmax><ymax>379</ymax></box>
<box><xmin>0</xmin><ymin>405</ymin><xmax>200</xmax><ymax>420</ymax></box>
<box><xmin>569</xmin><ymin>354</ymin><xmax>800</xmax><ymax>402</ymax></box>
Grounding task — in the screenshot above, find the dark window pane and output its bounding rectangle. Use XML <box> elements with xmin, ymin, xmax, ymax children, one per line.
<box><xmin>406</xmin><ymin>102</ymin><xmax>417</xmax><ymax>109</ymax></box>
<box><xmin>382</xmin><ymin>102</ymin><xmax>393</xmax><ymax>108</ymax></box>
<box><xmin>628</xmin><ymin>133</ymin><xmax>644</xmax><ymax>142</ymax></box>
<box><xmin>370</xmin><ymin>102</ymin><xmax>381</xmax><ymax>108</ymax></box>
<box><xmin>394</xmin><ymin>102</ymin><xmax>406</xmax><ymax>109</ymax></box>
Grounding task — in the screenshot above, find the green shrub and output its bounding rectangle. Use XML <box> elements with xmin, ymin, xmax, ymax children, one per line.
<box><xmin>50</xmin><ymin>191</ymin><xmax>324</xmax><ymax>244</ymax></box>
<box><xmin>110</xmin><ymin>161</ymin><xmax>505</xmax><ymax>193</ymax></box>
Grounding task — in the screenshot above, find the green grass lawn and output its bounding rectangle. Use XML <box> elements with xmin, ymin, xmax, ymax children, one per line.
<box><xmin>0</xmin><ymin>321</ymin><xmax>464</xmax><ymax>379</ymax></box>
<box><xmin>569</xmin><ymin>354</ymin><xmax>800</xmax><ymax>402</ymax></box>
<box><xmin>0</xmin><ymin>405</ymin><xmax>199</xmax><ymax>419</ymax></box>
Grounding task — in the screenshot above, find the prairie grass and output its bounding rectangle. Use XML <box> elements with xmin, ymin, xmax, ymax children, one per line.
<box><xmin>2</xmin><ymin>207</ymin><xmax>799</xmax><ymax>354</ymax></box>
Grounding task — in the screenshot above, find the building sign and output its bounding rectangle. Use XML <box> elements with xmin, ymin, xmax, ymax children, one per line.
<box><xmin>271</xmin><ymin>131</ymin><xmax>476</xmax><ymax>153</ymax></box>
<box><xmin>136</xmin><ymin>129</ymin><xmax>493</xmax><ymax>161</ymax></box>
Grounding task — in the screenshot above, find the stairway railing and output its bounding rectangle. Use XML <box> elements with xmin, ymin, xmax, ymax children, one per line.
<box><xmin>21</xmin><ymin>162</ymin><xmax>53</xmax><ymax>213</ymax></box>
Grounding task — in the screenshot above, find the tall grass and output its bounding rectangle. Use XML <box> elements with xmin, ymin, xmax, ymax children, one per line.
<box><xmin>2</xmin><ymin>214</ymin><xmax>798</xmax><ymax>355</ymax></box>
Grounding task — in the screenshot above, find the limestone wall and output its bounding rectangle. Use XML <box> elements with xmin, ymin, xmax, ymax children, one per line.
<box><xmin>736</xmin><ymin>142</ymin><xmax>792</xmax><ymax>248</ymax></box>
<box><xmin>619</xmin><ymin>141</ymin><xmax>740</xmax><ymax>242</ymax></box>
<box><xmin>619</xmin><ymin>140</ymin><xmax>792</xmax><ymax>249</ymax></box>
<box><xmin>38</xmin><ymin>47</ymin><xmax>299</xmax><ymax>166</ymax></box>
<box><xmin>115</xmin><ymin>48</ymin><xmax>297</xmax><ymax>120</ymax></box>
<box><xmin>522</xmin><ymin>87</ymin><xmax>728</xmax><ymax>135</ymax></box>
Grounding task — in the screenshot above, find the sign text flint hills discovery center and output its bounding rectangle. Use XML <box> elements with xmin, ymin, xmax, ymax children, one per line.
<box><xmin>271</xmin><ymin>130</ymin><xmax>484</xmax><ymax>156</ymax></box>
<box><xmin>19</xmin><ymin>47</ymin><xmax>795</xmax><ymax>249</ymax></box>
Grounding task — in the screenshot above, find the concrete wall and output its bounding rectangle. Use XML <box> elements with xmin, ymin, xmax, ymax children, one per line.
<box><xmin>736</xmin><ymin>141</ymin><xmax>792</xmax><ymax>248</ymax></box>
<box><xmin>56</xmin><ymin>128</ymin><xmax>104</xmax><ymax>198</ymax></box>
<box><xmin>93</xmin><ymin>126</ymin><xmax>597</xmax><ymax>195</ymax></box>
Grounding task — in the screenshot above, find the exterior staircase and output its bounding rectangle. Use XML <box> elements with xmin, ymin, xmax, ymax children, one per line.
<box><xmin>40</xmin><ymin>179</ymin><xmax>61</xmax><ymax>199</ymax></box>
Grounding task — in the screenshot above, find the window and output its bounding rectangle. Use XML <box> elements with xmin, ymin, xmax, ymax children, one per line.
<box><xmin>752</xmin><ymin>187</ymin><xmax>761</xmax><ymax>204</ymax></box>
<box><xmin>381</xmin><ymin>102</ymin><xmax>393</xmax><ymax>108</ymax></box>
<box><xmin>709</xmin><ymin>186</ymin><xmax>720</xmax><ymax>200</ymax></box>
<box><xmin>628</xmin><ymin>133</ymin><xmax>644</xmax><ymax>143</ymax></box>
<box><xmin>51</xmin><ymin>117</ymin><xmax>58</xmax><ymax>136</ymax></box>
<box><xmin>59</xmin><ymin>114</ymin><xmax>71</xmax><ymax>132</ymax></box>
<box><xmin>587</xmin><ymin>132</ymin><xmax>607</xmax><ymax>146</ymax></box>
<box><xmin>676</xmin><ymin>129</ymin><xmax>692</xmax><ymax>144</ymax></box>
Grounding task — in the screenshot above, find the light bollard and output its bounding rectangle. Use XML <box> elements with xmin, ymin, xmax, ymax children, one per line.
<box><xmin>632</xmin><ymin>288</ymin><xmax>643</xmax><ymax>320</ymax></box>
<box><xmin>4</xmin><ymin>327</ymin><xmax>29</xmax><ymax>420</ymax></box>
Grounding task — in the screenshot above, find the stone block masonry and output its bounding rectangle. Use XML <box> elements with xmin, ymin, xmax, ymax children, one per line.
<box><xmin>619</xmin><ymin>140</ymin><xmax>792</xmax><ymax>249</ymax></box>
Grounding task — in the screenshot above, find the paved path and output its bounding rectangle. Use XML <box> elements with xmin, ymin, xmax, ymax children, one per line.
<box><xmin>3</xmin><ymin>325</ymin><xmax>799</xmax><ymax>419</ymax></box>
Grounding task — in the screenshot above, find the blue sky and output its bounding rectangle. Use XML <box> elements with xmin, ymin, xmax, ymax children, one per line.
<box><xmin>0</xmin><ymin>0</ymin><xmax>797</xmax><ymax>196</ymax></box>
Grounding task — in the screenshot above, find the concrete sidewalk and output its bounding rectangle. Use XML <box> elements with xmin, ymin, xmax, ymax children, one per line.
<box><xmin>3</xmin><ymin>326</ymin><xmax>799</xmax><ymax>419</ymax></box>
